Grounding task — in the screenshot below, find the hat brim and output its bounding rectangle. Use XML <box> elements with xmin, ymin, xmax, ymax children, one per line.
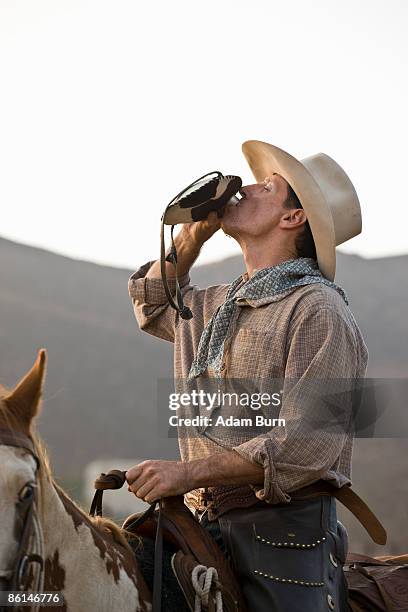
<box><xmin>242</xmin><ymin>140</ymin><xmax>336</xmax><ymax>281</ymax></box>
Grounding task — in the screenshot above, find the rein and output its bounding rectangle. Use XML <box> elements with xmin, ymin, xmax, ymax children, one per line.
<box><xmin>90</xmin><ymin>470</ymin><xmax>164</xmax><ymax>611</ymax></box>
<box><xmin>0</xmin><ymin>428</ymin><xmax>45</xmax><ymax>612</ymax></box>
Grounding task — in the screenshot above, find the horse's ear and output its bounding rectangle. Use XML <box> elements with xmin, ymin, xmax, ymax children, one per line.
<box><xmin>5</xmin><ymin>349</ymin><xmax>47</xmax><ymax>431</ymax></box>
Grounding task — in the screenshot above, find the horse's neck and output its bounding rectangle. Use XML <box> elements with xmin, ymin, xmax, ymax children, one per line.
<box><xmin>41</xmin><ymin>476</ymin><xmax>150</xmax><ymax>612</ymax></box>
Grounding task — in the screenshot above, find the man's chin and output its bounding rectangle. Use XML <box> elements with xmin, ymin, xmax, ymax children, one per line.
<box><xmin>220</xmin><ymin>218</ymin><xmax>239</xmax><ymax>239</ymax></box>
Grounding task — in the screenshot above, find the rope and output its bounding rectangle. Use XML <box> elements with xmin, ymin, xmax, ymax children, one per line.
<box><xmin>191</xmin><ymin>564</ymin><xmax>223</xmax><ymax>612</ymax></box>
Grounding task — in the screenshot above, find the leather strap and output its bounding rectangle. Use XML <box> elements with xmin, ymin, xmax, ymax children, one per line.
<box><xmin>160</xmin><ymin>221</ymin><xmax>192</xmax><ymax>320</ymax></box>
<box><xmin>202</xmin><ymin>480</ymin><xmax>387</xmax><ymax>546</ymax></box>
<box><xmin>153</xmin><ymin>501</ymin><xmax>163</xmax><ymax>612</ymax></box>
<box><xmin>0</xmin><ymin>428</ymin><xmax>39</xmax><ymax>468</ymax></box>
<box><xmin>289</xmin><ymin>481</ymin><xmax>387</xmax><ymax>545</ymax></box>
<box><xmin>10</xmin><ymin>498</ymin><xmax>43</xmax><ymax>592</ymax></box>
<box><xmin>89</xmin><ymin>470</ymin><xmax>128</xmax><ymax>517</ymax></box>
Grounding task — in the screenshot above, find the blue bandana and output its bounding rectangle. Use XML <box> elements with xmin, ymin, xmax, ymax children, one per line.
<box><xmin>188</xmin><ymin>258</ymin><xmax>348</xmax><ymax>381</ymax></box>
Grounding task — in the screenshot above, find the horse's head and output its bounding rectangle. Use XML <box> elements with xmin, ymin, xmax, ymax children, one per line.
<box><xmin>0</xmin><ymin>349</ymin><xmax>47</xmax><ymax>590</ymax></box>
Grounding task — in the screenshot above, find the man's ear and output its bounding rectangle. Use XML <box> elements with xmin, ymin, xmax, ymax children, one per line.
<box><xmin>280</xmin><ymin>208</ymin><xmax>307</xmax><ymax>229</ymax></box>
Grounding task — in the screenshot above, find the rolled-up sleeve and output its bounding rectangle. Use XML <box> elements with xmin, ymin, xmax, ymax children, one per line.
<box><xmin>128</xmin><ymin>261</ymin><xmax>191</xmax><ymax>343</ymax></box>
<box><xmin>233</xmin><ymin>307</ymin><xmax>366</xmax><ymax>504</ymax></box>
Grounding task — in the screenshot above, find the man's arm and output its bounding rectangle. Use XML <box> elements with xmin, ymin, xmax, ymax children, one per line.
<box><xmin>128</xmin><ymin>212</ymin><xmax>222</xmax><ymax>342</ymax></box>
<box><xmin>145</xmin><ymin>211</ymin><xmax>221</xmax><ymax>280</ymax></box>
<box><xmin>126</xmin><ymin>451</ymin><xmax>263</xmax><ymax>504</ymax></box>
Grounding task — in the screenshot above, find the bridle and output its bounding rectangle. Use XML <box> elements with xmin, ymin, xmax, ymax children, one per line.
<box><xmin>0</xmin><ymin>428</ymin><xmax>45</xmax><ymax>611</ymax></box>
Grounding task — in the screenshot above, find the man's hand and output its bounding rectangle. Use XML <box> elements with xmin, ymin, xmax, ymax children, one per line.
<box><xmin>125</xmin><ymin>452</ymin><xmax>265</xmax><ymax>504</ymax></box>
<box><xmin>180</xmin><ymin>210</ymin><xmax>221</xmax><ymax>247</ymax></box>
<box><xmin>125</xmin><ymin>460</ymin><xmax>191</xmax><ymax>503</ymax></box>
<box><xmin>145</xmin><ymin>211</ymin><xmax>221</xmax><ymax>281</ymax></box>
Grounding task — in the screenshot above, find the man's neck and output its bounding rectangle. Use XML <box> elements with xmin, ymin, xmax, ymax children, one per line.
<box><xmin>240</xmin><ymin>237</ymin><xmax>297</xmax><ymax>278</ymax></box>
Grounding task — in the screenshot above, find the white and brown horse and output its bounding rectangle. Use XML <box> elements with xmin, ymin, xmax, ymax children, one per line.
<box><xmin>0</xmin><ymin>349</ymin><xmax>152</xmax><ymax>611</ymax></box>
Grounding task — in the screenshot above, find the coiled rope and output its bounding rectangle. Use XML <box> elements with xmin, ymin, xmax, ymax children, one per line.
<box><xmin>191</xmin><ymin>564</ymin><xmax>223</xmax><ymax>612</ymax></box>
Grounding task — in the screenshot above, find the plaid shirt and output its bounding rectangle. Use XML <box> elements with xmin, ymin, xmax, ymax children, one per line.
<box><xmin>129</xmin><ymin>261</ymin><xmax>368</xmax><ymax>512</ymax></box>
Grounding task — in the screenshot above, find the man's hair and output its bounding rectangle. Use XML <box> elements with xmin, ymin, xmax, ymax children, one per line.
<box><xmin>283</xmin><ymin>183</ymin><xmax>317</xmax><ymax>260</ymax></box>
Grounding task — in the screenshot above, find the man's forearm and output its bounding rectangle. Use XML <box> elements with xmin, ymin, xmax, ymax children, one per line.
<box><xmin>126</xmin><ymin>451</ymin><xmax>265</xmax><ymax>503</ymax></box>
<box><xmin>146</xmin><ymin>226</ymin><xmax>202</xmax><ymax>280</ymax></box>
<box><xmin>187</xmin><ymin>450</ymin><xmax>265</xmax><ymax>489</ymax></box>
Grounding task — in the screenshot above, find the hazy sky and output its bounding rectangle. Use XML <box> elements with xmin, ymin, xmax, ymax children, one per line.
<box><xmin>0</xmin><ymin>0</ymin><xmax>407</xmax><ymax>269</ymax></box>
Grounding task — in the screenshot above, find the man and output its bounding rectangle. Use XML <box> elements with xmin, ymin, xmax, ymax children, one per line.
<box><xmin>126</xmin><ymin>140</ymin><xmax>368</xmax><ymax>611</ymax></box>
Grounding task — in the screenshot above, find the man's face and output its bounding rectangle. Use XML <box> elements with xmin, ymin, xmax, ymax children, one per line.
<box><xmin>221</xmin><ymin>173</ymin><xmax>290</xmax><ymax>239</ymax></box>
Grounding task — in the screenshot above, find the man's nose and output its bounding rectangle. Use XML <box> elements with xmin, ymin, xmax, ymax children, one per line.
<box><xmin>240</xmin><ymin>185</ymin><xmax>251</xmax><ymax>197</ymax></box>
<box><xmin>240</xmin><ymin>183</ymin><xmax>257</xmax><ymax>197</ymax></box>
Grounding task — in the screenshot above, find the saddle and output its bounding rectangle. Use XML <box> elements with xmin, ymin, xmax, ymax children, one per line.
<box><xmin>89</xmin><ymin>470</ymin><xmax>247</xmax><ymax>612</ymax></box>
<box><xmin>344</xmin><ymin>552</ymin><xmax>408</xmax><ymax>612</ymax></box>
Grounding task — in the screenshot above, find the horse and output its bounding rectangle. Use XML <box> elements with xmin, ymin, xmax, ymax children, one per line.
<box><xmin>0</xmin><ymin>349</ymin><xmax>152</xmax><ymax>612</ymax></box>
<box><xmin>4</xmin><ymin>349</ymin><xmax>405</xmax><ymax>612</ymax></box>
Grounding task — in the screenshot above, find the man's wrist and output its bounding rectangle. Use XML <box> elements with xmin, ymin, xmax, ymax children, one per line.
<box><xmin>175</xmin><ymin>225</ymin><xmax>204</xmax><ymax>252</ymax></box>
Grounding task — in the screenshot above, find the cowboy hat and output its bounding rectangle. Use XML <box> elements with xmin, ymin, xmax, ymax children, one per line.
<box><xmin>242</xmin><ymin>140</ymin><xmax>362</xmax><ymax>280</ymax></box>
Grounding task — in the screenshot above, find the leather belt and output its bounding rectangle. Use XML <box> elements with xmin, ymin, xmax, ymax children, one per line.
<box><xmin>190</xmin><ymin>481</ymin><xmax>387</xmax><ymax>546</ymax></box>
<box><xmin>289</xmin><ymin>481</ymin><xmax>387</xmax><ymax>545</ymax></box>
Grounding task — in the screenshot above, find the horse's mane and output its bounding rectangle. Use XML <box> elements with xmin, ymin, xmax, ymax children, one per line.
<box><xmin>53</xmin><ymin>481</ymin><xmax>134</xmax><ymax>553</ymax></box>
<box><xmin>0</xmin><ymin>390</ymin><xmax>133</xmax><ymax>554</ymax></box>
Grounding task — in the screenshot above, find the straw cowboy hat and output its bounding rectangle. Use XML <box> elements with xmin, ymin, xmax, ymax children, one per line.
<box><xmin>242</xmin><ymin>140</ymin><xmax>362</xmax><ymax>281</ymax></box>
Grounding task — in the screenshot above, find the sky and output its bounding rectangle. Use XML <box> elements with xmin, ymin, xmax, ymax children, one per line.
<box><xmin>0</xmin><ymin>0</ymin><xmax>407</xmax><ymax>270</ymax></box>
